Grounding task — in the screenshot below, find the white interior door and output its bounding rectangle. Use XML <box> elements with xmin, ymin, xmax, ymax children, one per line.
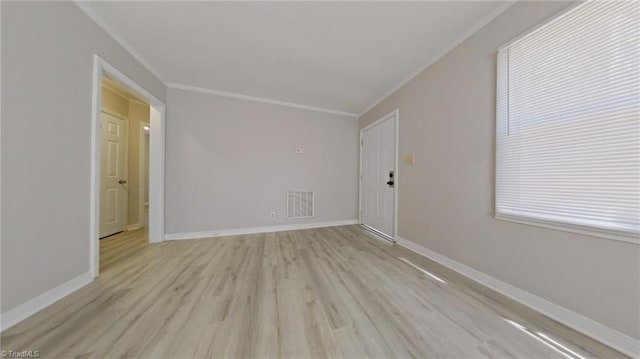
<box><xmin>100</xmin><ymin>112</ymin><xmax>128</xmax><ymax>238</ymax></box>
<box><xmin>361</xmin><ymin>113</ymin><xmax>396</xmax><ymax>239</ymax></box>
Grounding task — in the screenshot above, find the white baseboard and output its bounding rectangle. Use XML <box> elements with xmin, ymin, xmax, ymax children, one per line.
<box><xmin>395</xmin><ymin>237</ymin><xmax>639</xmax><ymax>357</ymax></box>
<box><xmin>165</xmin><ymin>219</ymin><xmax>359</xmax><ymax>241</ymax></box>
<box><xmin>126</xmin><ymin>223</ymin><xmax>142</xmax><ymax>231</ymax></box>
<box><xmin>0</xmin><ymin>272</ymin><xmax>93</xmax><ymax>332</ymax></box>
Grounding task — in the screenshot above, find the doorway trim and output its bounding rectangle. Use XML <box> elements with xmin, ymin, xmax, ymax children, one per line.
<box><xmin>138</xmin><ymin>121</ymin><xmax>149</xmax><ymax>231</ymax></box>
<box><xmin>358</xmin><ymin>108</ymin><xmax>399</xmax><ymax>242</ymax></box>
<box><xmin>90</xmin><ymin>55</ymin><xmax>166</xmax><ymax>278</ymax></box>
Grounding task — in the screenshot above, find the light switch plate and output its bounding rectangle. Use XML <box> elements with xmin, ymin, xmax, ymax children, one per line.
<box><xmin>404</xmin><ymin>154</ymin><xmax>415</xmax><ymax>165</ymax></box>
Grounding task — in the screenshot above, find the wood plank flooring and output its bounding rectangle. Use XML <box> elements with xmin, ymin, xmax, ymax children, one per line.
<box><xmin>1</xmin><ymin>225</ymin><xmax>627</xmax><ymax>358</ymax></box>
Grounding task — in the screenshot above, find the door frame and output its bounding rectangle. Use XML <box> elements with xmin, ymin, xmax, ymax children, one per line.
<box><xmin>138</xmin><ymin>121</ymin><xmax>149</xmax><ymax>231</ymax></box>
<box><xmin>359</xmin><ymin>108</ymin><xmax>399</xmax><ymax>242</ymax></box>
<box><xmin>99</xmin><ymin>110</ymin><xmax>129</xmax><ymax>237</ymax></box>
<box><xmin>90</xmin><ymin>55</ymin><xmax>166</xmax><ymax>278</ymax></box>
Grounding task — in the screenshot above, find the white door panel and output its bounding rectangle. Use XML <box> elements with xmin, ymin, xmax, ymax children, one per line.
<box><xmin>361</xmin><ymin>113</ymin><xmax>396</xmax><ymax>238</ymax></box>
<box><xmin>100</xmin><ymin>112</ymin><xmax>127</xmax><ymax>238</ymax></box>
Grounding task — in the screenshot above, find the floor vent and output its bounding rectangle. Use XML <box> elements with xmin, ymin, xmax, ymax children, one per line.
<box><xmin>287</xmin><ymin>191</ymin><xmax>314</xmax><ymax>219</ymax></box>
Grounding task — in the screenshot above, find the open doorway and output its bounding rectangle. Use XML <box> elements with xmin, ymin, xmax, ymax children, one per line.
<box><xmin>90</xmin><ymin>56</ymin><xmax>166</xmax><ymax>278</ymax></box>
<box><xmin>98</xmin><ymin>77</ymin><xmax>151</xmax><ymax>270</ymax></box>
<box><xmin>99</xmin><ymin>77</ymin><xmax>149</xmax><ymax>237</ymax></box>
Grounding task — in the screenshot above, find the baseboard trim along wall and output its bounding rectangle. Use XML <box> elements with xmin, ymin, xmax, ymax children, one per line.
<box><xmin>165</xmin><ymin>219</ymin><xmax>359</xmax><ymax>241</ymax></box>
<box><xmin>395</xmin><ymin>236</ymin><xmax>639</xmax><ymax>357</ymax></box>
<box><xmin>0</xmin><ymin>272</ymin><xmax>93</xmax><ymax>332</ymax></box>
<box><xmin>126</xmin><ymin>223</ymin><xmax>142</xmax><ymax>231</ymax></box>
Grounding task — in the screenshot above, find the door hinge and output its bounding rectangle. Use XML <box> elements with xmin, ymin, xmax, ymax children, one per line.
<box><xmin>361</xmin><ymin>139</ymin><xmax>363</xmax><ymax>146</ymax></box>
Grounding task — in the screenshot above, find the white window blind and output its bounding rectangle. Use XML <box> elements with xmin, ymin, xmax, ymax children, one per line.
<box><xmin>496</xmin><ymin>1</ymin><xmax>640</xmax><ymax>238</ymax></box>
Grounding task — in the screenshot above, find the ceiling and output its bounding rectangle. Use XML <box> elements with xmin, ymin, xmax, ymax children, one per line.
<box><xmin>78</xmin><ymin>1</ymin><xmax>510</xmax><ymax>116</ymax></box>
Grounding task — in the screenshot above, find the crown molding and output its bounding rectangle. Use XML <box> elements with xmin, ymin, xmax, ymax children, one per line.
<box><xmin>168</xmin><ymin>83</ymin><xmax>359</xmax><ymax>118</ymax></box>
<box><xmin>73</xmin><ymin>1</ymin><xmax>166</xmax><ymax>85</ymax></box>
<box><xmin>74</xmin><ymin>0</ymin><xmax>514</xmax><ymax>119</ymax></box>
<box><xmin>358</xmin><ymin>1</ymin><xmax>516</xmax><ymax>117</ymax></box>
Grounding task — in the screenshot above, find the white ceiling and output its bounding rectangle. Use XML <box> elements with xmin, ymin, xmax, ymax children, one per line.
<box><xmin>78</xmin><ymin>1</ymin><xmax>510</xmax><ymax>116</ymax></box>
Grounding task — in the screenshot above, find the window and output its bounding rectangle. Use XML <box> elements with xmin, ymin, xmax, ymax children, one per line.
<box><xmin>496</xmin><ymin>1</ymin><xmax>640</xmax><ymax>240</ymax></box>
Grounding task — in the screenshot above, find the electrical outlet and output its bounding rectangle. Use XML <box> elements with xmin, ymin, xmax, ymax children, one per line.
<box><xmin>270</xmin><ymin>212</ymin><xmax>276</xmax><ymax>219</ymax></box>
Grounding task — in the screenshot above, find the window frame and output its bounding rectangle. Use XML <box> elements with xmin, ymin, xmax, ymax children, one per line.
<box><xmin>493</xmin><ymin>2</ymin><xmax>640</xmax><ymax>245</ymax></box>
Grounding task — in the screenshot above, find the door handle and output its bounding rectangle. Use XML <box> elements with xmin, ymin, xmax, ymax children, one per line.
<box><xmin>118</xmin><ymin>180</ymin><xmax>127</xmax><ymax>184</ymax></box>
<box><xmin>387</xmin><ymin>170</ymin><xmax>394</xmax><ymax>187</ymax></box>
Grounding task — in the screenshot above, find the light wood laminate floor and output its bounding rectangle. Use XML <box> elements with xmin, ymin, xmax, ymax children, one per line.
<box><xmin>1</xmin><ymin>225</ymin><xmax>626</xmax><ymax>358</ymax></box>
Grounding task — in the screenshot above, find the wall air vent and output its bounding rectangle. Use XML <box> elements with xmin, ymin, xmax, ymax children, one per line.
<box><xmin>287</xmin><ymin>191</ymin><xmax>314</xmax><ymax>219</ymax></box>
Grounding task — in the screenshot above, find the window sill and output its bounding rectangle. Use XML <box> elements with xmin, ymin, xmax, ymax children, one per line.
<box><xmin>495</xmin><ymin>213</ymin><xmax>639</xmax><ymax>245</ymax></box>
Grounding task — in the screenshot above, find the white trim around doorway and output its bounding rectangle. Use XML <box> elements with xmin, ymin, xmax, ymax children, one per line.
<box><xmin>90</xmin><ymin>55</ymin><xmax>166</xmax><ymax>278</ymax></box>
<box><xmin>358</xmin><ymin>109</ymin><xmax>399</xmax><ymax>242</ymax></box>
<box><xmin>137</xmin><ymin>121</ymin><xmax>150</xmax><ymax>232</ymax></box>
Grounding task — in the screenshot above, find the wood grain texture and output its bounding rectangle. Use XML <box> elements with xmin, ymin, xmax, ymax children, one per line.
<box><xmin>1</xmin><ymin>225</ymin><xmax>627</xmax><ymax>358</ymax></box>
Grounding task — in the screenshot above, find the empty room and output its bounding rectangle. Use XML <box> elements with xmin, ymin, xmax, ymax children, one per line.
<box><xmin>1</xmin><ymin>1</ymin><xmax>638</xmax><ymax>358</ymax></box>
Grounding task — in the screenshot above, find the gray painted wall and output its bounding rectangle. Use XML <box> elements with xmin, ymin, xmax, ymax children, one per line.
<box><xmin>360</xmin><ymin>1</ymin><xmax>640</xmax><ymax>339</ymax></box>
<box><xmin>1</xmin><ymin>1</ymin><xmax>165</xmax><ymax>313</ymax></box>
<box><xmin>3</xmin><ymin>0</ymin><xmax>637</xmax><ymax>344</ymax></box>
<box><xmin>165</xmin><ymin>88</ymin><xmax>359</xmax><ymax>234</ymax></box>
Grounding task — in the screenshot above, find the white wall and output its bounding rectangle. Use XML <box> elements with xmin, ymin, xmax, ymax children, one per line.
<box><xmin>165</xmin><ymin>88</ymin><xmax>359</xmax><ymax>235</ymax></box>
<box><xmin>1</xmin><ymin>2</ymin><xmax>165</xmax><ymax>313</ymax></box>
<box><xmin>360</xmin><ymin>1</ymin><xmax>640</xmax><ymax>340</ymax></box>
